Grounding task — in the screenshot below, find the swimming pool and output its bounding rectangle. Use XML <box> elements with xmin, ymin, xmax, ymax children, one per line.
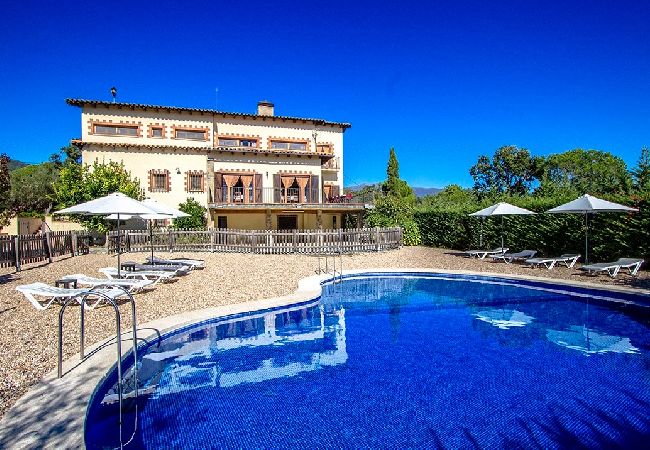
<box><xmin>85</xmin><ymin>272</ymin><xmax>650</xmax><ymax>448</ymax></box>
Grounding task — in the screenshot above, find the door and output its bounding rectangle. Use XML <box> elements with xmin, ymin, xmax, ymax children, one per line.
<box><xmin>277</xmin><ymin>215</ymin><xmax>297</xmax><ymax>230</ymax></box>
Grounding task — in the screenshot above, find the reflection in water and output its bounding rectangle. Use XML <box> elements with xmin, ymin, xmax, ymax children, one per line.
<box><xmin>474</xmin><ymin>309</ymin><xmax>534</xmax><ymax>329</ymax></box>
<box><xmin>547</xmin><ymin>325</ymin><xmax>640</xmax><ymax>355</ymax></box>
<box><xmin>103</xmin><ymin>301</ymin><xmax>347</xmax><ymax>403</ymax></box>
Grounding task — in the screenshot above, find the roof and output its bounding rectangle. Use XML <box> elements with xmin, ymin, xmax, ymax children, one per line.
<box><xmin>71</xmin><ymin>140</ymin><xmax>335</xmax><ymax>160</ymax></box>
<box><xmin>66</xmin><ymin>98</ymin><xmax>351</xmax><ymax>130</ymax></box>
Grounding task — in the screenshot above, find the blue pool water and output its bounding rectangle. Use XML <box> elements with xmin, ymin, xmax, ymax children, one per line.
<box><xmin>86</xmin><ymin>273</ymin><xmax>650</xmax><ymax>449</ymax></box>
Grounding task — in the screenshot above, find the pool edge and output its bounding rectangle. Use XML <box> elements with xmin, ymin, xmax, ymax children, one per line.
<box><xmin>1</xmin><ymin>268</ymin><xmax>647</xmax><ymax>449</ymax></box>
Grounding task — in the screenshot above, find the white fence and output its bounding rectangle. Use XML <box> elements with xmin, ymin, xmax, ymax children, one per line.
<box><xmin>108</xmin><ymin>227</ymin><xmax>402</xmax><ymax>254</ymax></box>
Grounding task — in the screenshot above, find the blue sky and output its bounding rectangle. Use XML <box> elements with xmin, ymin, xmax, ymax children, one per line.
<box><xmin>1</xmin><ymin>0</ymin><xmax>648</xmax><ymax>188</ymax></box>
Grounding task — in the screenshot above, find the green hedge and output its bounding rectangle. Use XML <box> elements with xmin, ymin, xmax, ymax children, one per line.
<box><xmin>414</xmin><ymin>195</ymin><xmax>650</xmax><ymax>262</ymax></box>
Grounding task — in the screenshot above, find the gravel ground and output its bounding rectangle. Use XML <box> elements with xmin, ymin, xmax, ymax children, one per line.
<box><xmin>1</xmin><ymin>246</ymin><xmax>648</xmax><ymax>417</ymax></box>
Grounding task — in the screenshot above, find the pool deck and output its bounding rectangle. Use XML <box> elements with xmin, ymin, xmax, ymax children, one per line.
<box><xmin>1</xmin><ymin>268</ymin><xmax>648</xmax><ymax>449</ymax></box>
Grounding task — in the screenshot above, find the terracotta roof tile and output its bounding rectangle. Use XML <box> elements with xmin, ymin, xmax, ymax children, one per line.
<box><xmin>66</xmin><ymin>99</ymin><xmax>351</xmax><ymax>130</ymax></box>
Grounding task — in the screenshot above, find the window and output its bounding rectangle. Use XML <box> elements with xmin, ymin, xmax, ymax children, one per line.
<box><xmin>93</xmin><ymin>124</ymin><xmax>138</xmax><ymax>136</ymax></box>
<box><xmin>271</xmin><ymin>140</ymin><xmax>307</xmax><ymax>151</ymax></box>
<box><xmin>152</xmin><ymin>174</ymin><xmax>168</xmax><ymax>191</ymax></box>
<box><xmin>149</xmin><ymin>170</ymin><xmax>170</xmax><ymax>192</ymax></box>
<box><xmin>317</xmin><ymin>143</ymin><xmax>333</xmax><ymax>154</ymax></box>
<box><xmin>151</xmin><ymin>127</ymin><xmax>163</xmax><ymax>138</ymax></box>
<box><xmin>175</xmin><ymin>129</ymin><xmax>206</xmax><ymax>140</ymax></box>
<box><xmin>218</xmin><ymin>137</ymin><xmax>258</xmax><ymax>148</ymax></box>
<box><xmin>186</xmin><ymin>172</ymin><xmax>204</xmax><ymax>192</ymax></box>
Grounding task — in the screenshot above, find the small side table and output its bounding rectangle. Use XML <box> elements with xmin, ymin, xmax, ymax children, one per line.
<box><xmin>121</xmin><ymin>262</ymin><xmax>136</xmax><ymax>272</ymax></box>
<box><xmin>55</xmin><ymin>279</ymin><xmax>78</xmax><ymax>289</ymax></box>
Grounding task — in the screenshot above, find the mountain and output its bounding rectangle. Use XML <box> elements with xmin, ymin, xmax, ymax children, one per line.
<box><xmin>346</xmin><ymin>184</ymin><xmax>442</xmax><ymax>198</ymax></box>
<box><xmin>413</xmin><ymin>187</ymin><xmax>442</xmax><ymax>197</ymax></box>
<box><xmin>8</xmin><ymin>160</ymin><xmax>30</xmax><ymax>171</ymax></box>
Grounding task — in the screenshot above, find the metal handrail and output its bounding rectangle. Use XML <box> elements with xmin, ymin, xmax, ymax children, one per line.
<box><xmin>317</xmin><ymin>249</ymin><xmax>343</xmax><ymax>283</ymax></box>
<box><xmin>57</xmin><ymin>286</ymin><xmax>139</xmax><ymax>431</ymax></box>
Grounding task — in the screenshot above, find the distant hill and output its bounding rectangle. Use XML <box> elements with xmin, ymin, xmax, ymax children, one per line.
<box><xmin>413</xmin><ymin>187</ymin><xmax>442</xmax><ymax>197</ymax></box>
<box><xmin>8</xmin><ymin>160</ymin><xmax>30</xmax><ymax>171</ymax></box>
<box><xmin>346</xmin><ymin>184</ymin><xmax>442</xmax><ymax>198</ymax></box>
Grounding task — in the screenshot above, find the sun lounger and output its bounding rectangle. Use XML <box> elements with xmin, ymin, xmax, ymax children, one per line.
<box><xmin>146</xmin><ymin>256</ymin><xmax>205</xmax><ymax>269</ymax></box>
<box><xmin>463</xmin><ymin>247</ymin><xmax>509</xmax><ymax>259</ymax></box>
<box><xmin>99</xmin><ymin>267</ymin><xmax>176</xmax><ymax>283</ymax></box>
<box><xmin>61</xmin><ymin>274</ymin><xmax>154</xmax><ymax>293</ymax></box>
<box><xmin>491</xmin><ymin>250</ymin><xmax>537</xmax><ymax>264</ymax></box>
<box><xmin>525</xmin><ymin>254</ymin><xmax>581</xmax><ymax>269</ymax></box>
<box><xmin>580</xmin><ymin>258</ymin><xmax>644</xmax><ymax>277</ymax></box>
<box><xmin>16</xmin><ymin>282</ymin><xmax>129</xmax><ymax>310</ymax></box>
<box><xmin>123</xmin><ymin>262</ymin><xmax>190</xmax><ymax>275</ymax></box>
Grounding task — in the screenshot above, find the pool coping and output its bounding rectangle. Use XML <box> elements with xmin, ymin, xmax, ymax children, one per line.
<box><xmin>1</xmin><ymin>268</ymin><xmax>648</xmax><ymax>449</ymax></box>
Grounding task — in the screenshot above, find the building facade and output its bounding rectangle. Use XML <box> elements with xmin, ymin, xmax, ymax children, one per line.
<box><xmin>68</xmin><ymin>99</ymin><xmax>365</xmax><ymax>230</ymax></box>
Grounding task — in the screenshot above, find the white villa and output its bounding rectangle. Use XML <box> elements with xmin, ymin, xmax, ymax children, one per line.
<box><xmin>67</xmin><ymin>98</ymin><xmax>365</xmax><ymax>230</ymax></box>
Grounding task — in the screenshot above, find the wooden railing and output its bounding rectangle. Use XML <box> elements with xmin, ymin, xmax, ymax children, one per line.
<box><xmin>0</xmin><ymin>231</ymin><xmax>91</xmax><ymax>270</ymax></box>
<box><xmin>107</xmin><ymin>227</ymin><xmax>402</xmax><ymax>255</ymax></box>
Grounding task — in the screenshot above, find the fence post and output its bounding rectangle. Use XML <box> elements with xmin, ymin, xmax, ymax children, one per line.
<box><xmin>168</xmin><ymin>229</ymin><xmax>173</xmax><ymax>253</ymax></box>
<box><xmin>375</xmin><ymin>227</ymin><xmax>380</xmax><ymax>251</ymax></box>
<box><xmin>71</xmin><ymin>231</ymin><xmax>78</xmax><ymax>256</ymax></box>
<box><xmin>44</xmin><ymin>232</ymin><xmax>53</xmax><ymax>263</ymax></box>
<box><xmin>14</xmin><ymin>236</ymin><xmax>20</xmax><ymax>272</ymax></box>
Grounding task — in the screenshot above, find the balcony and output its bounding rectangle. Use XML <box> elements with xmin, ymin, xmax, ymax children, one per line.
<box><xmin>209</xmin><ymin>186</ymin><xmax>372</xmax><ymax>208</ymax></box>
<box><xmin>321</xmin><ymin>157</ymin><xmax>340</xmax><ymax>171</ymax></box>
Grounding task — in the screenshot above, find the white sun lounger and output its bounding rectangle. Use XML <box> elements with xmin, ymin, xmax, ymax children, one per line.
<box><xmin>99</xmin><ymin>267</ymin><xmax>176</xmax><ymax>284</ymax></box>
<box><xmin>580</xmin><ymin>258</ymin><xmax>644</xmax><ymax>278</ymax></box>
<box><xmin>16</xmin><ymin>282</ymin><xmax>129</xmax><ymax>311</ymax></box>
<box><xmin>464</xmin><ymin>247</ymin><xmax>509</xmax><ymax>259</ymax></box>
<box><xmin>61</xmin><ymin>274</ymin><xmax>155</xmax><ymax>293</ymax></box>
<box><xmin>146</xmin><ymin>256</ymin><xmax>205</xmax><ymax>269</ymax></box>
<box><xmin>491</xmin><ymin>250</ymin><xmax>537</xmax><ymax>264</ymax></box>
<box><xmin>124</xmin><ymin>262</ymin><xmax>190</xmax><ymax>275</ymax></box>
<box><xmin>525</xmin><ymin>254</ymin><xmax>581</xmax><ymax>269</ymax></box>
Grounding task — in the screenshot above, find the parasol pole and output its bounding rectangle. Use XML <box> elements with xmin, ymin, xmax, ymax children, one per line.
<box><xmin>480</xmin><ymin>217</ymin><xmax>484</xmax><ymax>248</ymax></box>
<box><xmin>117</xmin><ymin>212</ymin><xmax>121</xmax><ymax>278</ymax></box>
<box><xmin>150</xmin><ymin>219</ymin><xmax>155</xmax><ymax>263</ymax></box>
<box><xmin>501</xmin><ymin>215</ymin><xmax>504</xmax><ymax>249</ymax></box>
<box><xmin>584</xmin><ymin>211</ymin><xmax>589</xmax><ymax>265</ymax></box>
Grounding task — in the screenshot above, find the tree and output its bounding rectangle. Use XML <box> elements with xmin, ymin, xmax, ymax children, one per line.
<box><xmin>0</xmin><ymin>153</ymin><xmax>11</xmax><ymax>226</ymax></box>
<box><xmin>381</xmin><ymin>148</ymin><xmax>416</xmax><ymax>202</ymax></box>
<box><xmin>55</xmin><ymin>159</ymin><xmax>144</xmax><ymax>232</ymax></box>
<box><xmin>536</xmin><ymin>149</ymin><xmax>631</xmax><ymax>196</ymax></box>
<box><xmin>632</xmin><ymin>146</ymin><xmax>650</xmax><ymax>193</ymax></box>
<box><xmin>367</xmin><ymin>148</ymin><xmax>419</xmax><ymax>244</ymax></box>
<box><xmin>420</xmin><ymin>184</ymin><xmax>478</xmax><ymax>211</ymax></box>
<box><xmin>470</xmin><ymin>145</ymin><xmax>538</xmax><ymax>197</ymax></box>
<box><xmin>173</xmin><ymin>198</ymin><xmax>207</xmax><ymax>229</ymax></box>
<box><xmin>10</xmin><ymin>163</ymin><xmax>59</xmax><ymax>214</ymax></box>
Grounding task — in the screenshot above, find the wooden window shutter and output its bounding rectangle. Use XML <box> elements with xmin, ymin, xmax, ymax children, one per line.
<box><xmin>273</xmin><ymin>174</ymin><xmax>281</xmax><ymax>203</ymax></box>
<box><xmin>201</xmin><ymin>172</ymin><xmax>205</xmax><ymax>192</ymax></box>
<box><xmin>254</xmin><ymin>173</ymin><xmax>262</xmax><ymax>203</ymax></box>
<box><xmin>214</xmin><ymin>172</ymin><xmax>223</xmax><ymax>202</ymax></box>
<box><xmin>309</xmin><ymin>175</ymin><xmax>320</xmax><ymax>203</ymax></box>
<box><xmin>184</xmin><ymin>171</ymin><xmax>189</xmax><ymax>192</ymax></box>
<box><xmin>166</xmin><ymin>170</ymin><xmax>171</xmax><ymax>192</ymax></box>
<box><xmin>148</xmin><ymin>170</ymin><xmax>153</xmax><ymax>192</ymax></box>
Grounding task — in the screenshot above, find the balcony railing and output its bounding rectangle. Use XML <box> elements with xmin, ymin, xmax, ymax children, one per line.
<box><xmin>212</xmin><ymin>186</ymin><xmax>372</xmax><ymax>205</ymax></box>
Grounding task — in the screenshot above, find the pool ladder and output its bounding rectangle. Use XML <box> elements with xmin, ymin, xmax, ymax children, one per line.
<box><xmin>57</xmin><ymin>286</ymin><xmax>139</xmax><ymax>433</ymax></box>
<box><xmin>317</xmin><ymin>250</ymin><xmax>343</xmax><ymax>283</ymax></box>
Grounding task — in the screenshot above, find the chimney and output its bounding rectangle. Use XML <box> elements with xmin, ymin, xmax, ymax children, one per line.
<box><xmin>257</xmin><ymin>100</ymin><xmax>274</xmax><ymax>116</ymax></box>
